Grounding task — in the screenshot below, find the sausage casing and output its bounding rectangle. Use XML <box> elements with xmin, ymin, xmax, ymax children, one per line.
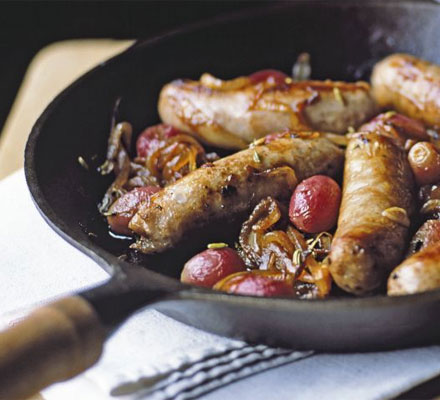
<box><xmin>159</xmin><ymin>75</ymin><xmax>377</xmax><ymax>149</ymax></box>
<box><xmin>329</xmin><ymin>132</ymin><xmax>415</xmax><ymax>295</ymax></box>
<box><xmin>388</xmin><ymin>241</ymin><xmax>440</xmax><ymax>296</ymax></box>
<box><xmin>371</xmin><ymin>54</ymin><xmax>440</xmax><ymax>127</ymax></box>
<box><xmin>407</xmin><ymin>219</ymin><xmax>440</xmax><ymax>257</ymax></box>
<box><xmin>130</xmin><ymin>135</ymin><xmax>344</xmax><ymax>254</ymax></box>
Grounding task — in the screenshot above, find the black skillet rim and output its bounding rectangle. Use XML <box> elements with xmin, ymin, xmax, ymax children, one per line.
<box><xmin>24</xmin><ymin>0</ymin><xmax>440</xmax><ymax>314</ymax></box>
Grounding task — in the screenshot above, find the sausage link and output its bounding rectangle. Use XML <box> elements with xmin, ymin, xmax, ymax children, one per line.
<box><xmin>407</xmin><ymin>219</ymin><xmax>440</xmax><ymax>256</ymax></box>
<box><xmin>388</xmin><ymin>241</ymin><xmax>440</xmax><ymax>296</ymax></box>
<box><xmin>329</xmin><ymin>132</ymin><xmax>415</xmax><ymax>295</ymax></box>
<box><xmin>159</xmin><ymin>75</ymin><xmax>377</xmax><ymax>149</ymax></box>
<box><xmin>130</xmin><ymin>135</ymin><xmax>344</xmax><ymax>254</ymax></box>
<box><xmin>371</xmin><ymin>54</ymin><xmax>440</xmax><ymax>128</ymax></box>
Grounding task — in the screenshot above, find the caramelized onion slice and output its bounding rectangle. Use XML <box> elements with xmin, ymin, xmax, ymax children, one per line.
<box><xmin>238</xmin><ymin>197</ymin><xmax>284</xmax><ymax>267</ymax></box>
<box><xmin>146</xmin><ymin>133</ymin><xmax>209</xmax><ymax>186</ymax></box>
<box><xmin>237</xmin><ymin>197</ymin><xmax>334</xmax><ymax>298</ymax></box>
<box><xmin>297</xmin><ymin>255</ymin><xmax>332</xmax><ymax>298</ymax></box>
<box><xmin>99</xmin><ymin>120</ymin><xmax>214</xmax><ymax>215</ymax></box>
<box><xmin>214</xmin><ymin>270</ymin><xmax>295</xmax><ymax>297</ymax></box>
<box><xmin>98</xmin><ymin>122</ymin><xmax>133</xmax><ymax>213</ymax></box>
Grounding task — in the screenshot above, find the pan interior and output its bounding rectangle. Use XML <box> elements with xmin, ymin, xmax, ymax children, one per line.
<box><xmin>26</xmin><ymin>1</ymin><xmax>440</xmax><ymax>275</ymax></box>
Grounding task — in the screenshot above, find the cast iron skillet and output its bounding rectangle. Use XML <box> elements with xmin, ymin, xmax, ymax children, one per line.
<box><xmin>2</xmin><ymin>1</ymin><xmax>440</xmax><ymax>398</ymax></box>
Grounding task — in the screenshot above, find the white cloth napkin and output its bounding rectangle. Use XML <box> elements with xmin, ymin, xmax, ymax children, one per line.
<box><xmin>1</xmin><ymin>169</ymin><xmax>440</xmax><ymax>400</ymax></box>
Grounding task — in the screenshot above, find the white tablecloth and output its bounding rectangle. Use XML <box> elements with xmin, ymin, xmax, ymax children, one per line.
<box><xmin>2</xmin><ymin>169</ymin><xmax>440</xmax><ymax>400</ymax></box>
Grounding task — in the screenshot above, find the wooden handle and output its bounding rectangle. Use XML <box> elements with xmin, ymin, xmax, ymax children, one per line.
<box><xmin>0</xmin><ymin>296</ymin><xmax>106</xmax><ymax>399</ymax></box>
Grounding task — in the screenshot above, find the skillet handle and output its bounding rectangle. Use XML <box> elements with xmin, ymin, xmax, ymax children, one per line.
<box><xmin>0</xmin><ymin>295</ymin><xmax>105</xmax><ymax>400</ymax></box>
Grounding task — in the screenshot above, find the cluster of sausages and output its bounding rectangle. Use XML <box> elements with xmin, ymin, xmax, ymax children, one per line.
<box><xmin>102</xmin><ymin>53</ymin><xmax>440</xmax><ymax>299</ymax></box>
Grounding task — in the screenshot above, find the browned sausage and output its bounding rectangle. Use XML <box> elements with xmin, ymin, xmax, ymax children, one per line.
<box><xmin>159</xmin><ymin>74</ymin><xmax>377</xmax><ymax>149</ymax></box>
<box><xmin>129</xmin><ymin>135</ymin><xmax>344</xmax><ymax>254</ymax></box>
<box><xmin>407</xmin><ymin>219</ymin><xmax>440</xmax><ymax>256</ymax></box>
<box><xmin>329</xmin><ymin>132</ymin><xmax>415</xmax><ymax>295</ymax></box>
<box><xmin>371</xmin><ymin>54</ymin><xmax>440</xmax><ymax>128</ymax></box>
<box><xmin>388</xmin><ymin>240</ymin><xmax>440</xmax><ymax>296</ymax></box>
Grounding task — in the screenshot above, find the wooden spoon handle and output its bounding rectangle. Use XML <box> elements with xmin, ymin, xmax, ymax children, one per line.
<box><xmin>0</xmin><ymin>295</ymin><xmax>105</xmax><ymax>400</ymax></box>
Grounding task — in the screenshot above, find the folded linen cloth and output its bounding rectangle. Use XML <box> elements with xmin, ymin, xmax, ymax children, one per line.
<box><xmin>1</xmin><ymin>169</ymin><xmax>440</xmax><ymax>400</ymax></box>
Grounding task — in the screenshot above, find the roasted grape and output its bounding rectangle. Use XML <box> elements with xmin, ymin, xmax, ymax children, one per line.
<box><xmin>136</xmin><ymin>124</ymin><xmax>180</xmax><ymax>158</ymax></box>
<box><xmin>181</xmin><ymin>247</ymin><xmax>246</xmax><ymax>288</ymax></box>
<box><xmin>248</xmin><ymin>69</ymin><xmax>289</xmax><ymax>86</ymax></box>
<box><xmin>107</xmin><ymin>186</ymin><xmax>160</xmax><ymax>235</ymax></box>
<box><xmin>289</xmin><ymin>175</ymin><xmax>341</xmax><ymax>233</ymax></box>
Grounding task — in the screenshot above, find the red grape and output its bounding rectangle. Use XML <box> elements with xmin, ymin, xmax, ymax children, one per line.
<box><xmin>362</xmin><ymin>113</ymin><xmax>428</xmax><ymax>141</ymax></box>
<box><xmin>136</xmin><ymin>124</ymin><xmax>180</xmax><ymax>158</ymax></box>
<box><xmin>388</xmin><ymin>113</ymin><xmax>427</xmax><ymax>141</ymax></box>
<box><xmin>107</xmin><ymin>186</ymin><xmax>160</xmax><ymax>235</ymax></box>
<box><xmin>289</xmin><ymin>175</ymin><xmax>341</xmax><ymax>233</ymax></box>
<box><xmin>181</xmin><ymin>247</ymin><xmax>246</xmax><ymax>288</ymax></box>
<box><xmin>248</xmin><ymin>69</ymin><xmax>289</xmax><ymax>86</ymax></box>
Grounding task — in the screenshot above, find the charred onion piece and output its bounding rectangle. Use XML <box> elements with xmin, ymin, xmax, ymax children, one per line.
<box><xmin>238</xmin><ymin>197</ymin><xmax>299</xmax><ymax>274</ymax></box>
<box><xmin>99</xmin><ymin>122</ymin><xmax>216</xmax><ymax>215</ymax></box>
<box><xmin>99</xmin><ymin>122</ymin><xmax>133</xmax><ymax>213</ymax></box>
<box><xmin>146</xmin><ymin>133</ymin><xmax>207</xmax><ymax>185</ymax></box>
<box><xmin>296</xmin><ymin>255</ymin><xmax>332</xmax><ymax>298</ymax></box>
<box><xmin>238</xmin><ymin>197</ymin><xmax>332</xmax><ymax>298</ymax></box>
<box><xmin>214</xmin><ymin>270</ymin><xmax>295</xmax><ymax>297</ymax></box>
<box><xmin>125</xmin><ymin>162</ymin><xmax>159</xmax><ymax>189</ymax></box>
